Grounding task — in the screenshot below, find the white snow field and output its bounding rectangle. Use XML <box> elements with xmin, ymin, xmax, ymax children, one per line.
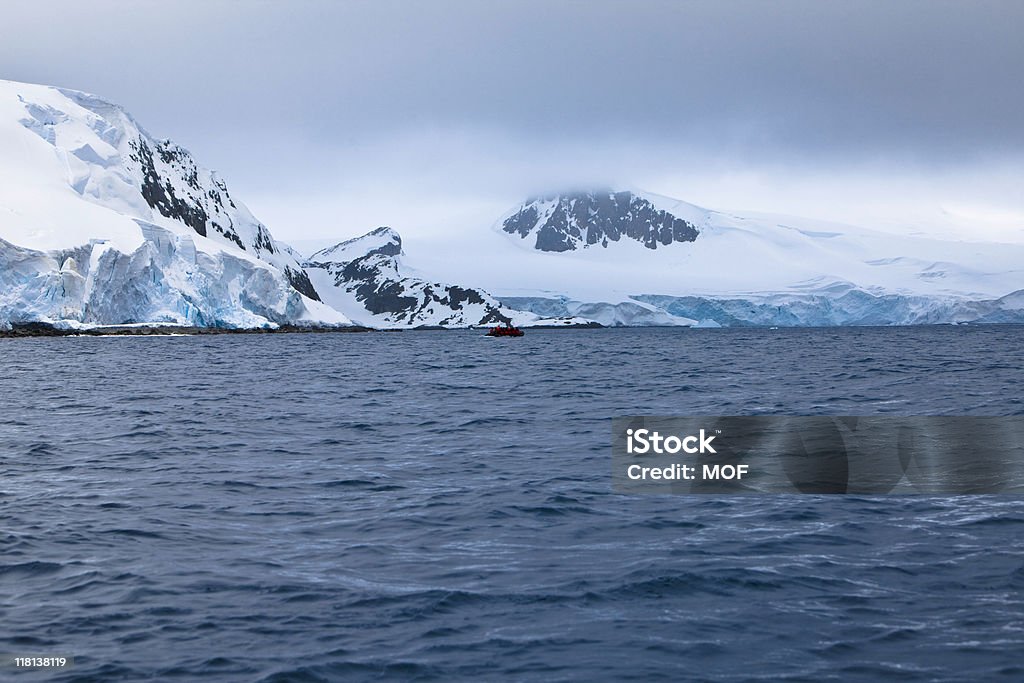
<box><xmin>398</xmin><ymin>190</ymin><xmax>1024</xmax><ymax>326</ymax></box>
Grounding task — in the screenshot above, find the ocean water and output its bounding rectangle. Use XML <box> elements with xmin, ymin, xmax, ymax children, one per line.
<box><xmin>2</xmin><ymin>326</ymin><xmax>1023</xmax><ymax>682</ymax></box>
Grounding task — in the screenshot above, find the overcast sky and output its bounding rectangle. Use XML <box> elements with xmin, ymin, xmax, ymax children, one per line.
<box><xmin>2</xmin><ymin>0</ymin><xmax>1023</xmax><ymax>246</ymax></box>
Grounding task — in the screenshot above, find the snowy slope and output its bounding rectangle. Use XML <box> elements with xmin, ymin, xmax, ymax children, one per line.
<box><xmin>401</xmin><ymin>190</ymin><xmax>1024</xmax><ymax>326</ymax></box>
<box><xmin>478</xmin><ymin>190</ymin><xmax>1024</xmax><ymax>299</ymax></box>
<box><xmin>304</xmin><ymin>227</ymin><xmax>592</xmax><ymax>328</ymax></box>
<box><xmin>0</xmin><ymin>79</ymin><xmax>349</xmax><ymax>329</ymax></box>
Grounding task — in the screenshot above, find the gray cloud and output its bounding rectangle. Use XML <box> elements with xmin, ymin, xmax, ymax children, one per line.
<box><xmin>1</xmin><ymin>0</ymin><xmax>1022</xmax><ymax>242</ymax></box>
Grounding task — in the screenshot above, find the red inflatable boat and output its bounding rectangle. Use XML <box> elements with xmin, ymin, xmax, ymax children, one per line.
<box><xmin>486</xmin><ymin>324</ymin><xmax>524</xmax><ymax>337</ymax></box>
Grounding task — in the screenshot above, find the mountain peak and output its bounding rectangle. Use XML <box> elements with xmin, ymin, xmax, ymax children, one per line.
<box><xmin>0</xmin><ymin>78</ymin><xmax>345</xmax><ymax>327</ymax></box>
<box><xmin>308</xmin><ymin>227</ymin><xmax>402</xmax><ymax>264</ymax></box>
<box><xmin>501</xmin><ymin>190</ymin><xmax>700</xmax><ymax>252</ymax></box>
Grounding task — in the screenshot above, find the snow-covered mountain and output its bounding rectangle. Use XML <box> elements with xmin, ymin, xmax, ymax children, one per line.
<box><xmin>2</xmin><ymin>77</ymin><xmax>1021</xmax><ymax>330</ymax></box>
<box><xmin>400</xmin><ymin>189</ymin><xmax>1024</xmax><ymax>326</ymax></box>
<box><xmin>304</xmin><ymin>227</ymin><xmax>590</xmax><ymax>328</ymax></box>
<box><xmin>0</xmin><ymin>79</ymin><xmax>348</xmax><ymax>329</ymax></box>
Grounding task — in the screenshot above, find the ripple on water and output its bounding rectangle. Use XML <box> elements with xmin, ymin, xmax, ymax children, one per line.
<box><xmin>1</xmin><ymin>327</ymin><xmax>1023</xmax><ymax>681</ymax></box>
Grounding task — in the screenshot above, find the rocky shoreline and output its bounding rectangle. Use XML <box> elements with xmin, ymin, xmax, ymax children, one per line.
<box><xmin>0</xmin><ymin>321</ymin><xmax>603</xmax><ymax>338</ymax></box>
<box><xmin>0</xmin><ymin>322</ymin><xmax>375</xmax><ymax>338</ymax></box>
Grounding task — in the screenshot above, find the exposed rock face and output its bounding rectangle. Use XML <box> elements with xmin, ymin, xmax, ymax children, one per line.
<box><xmin>502</xmin><ymin>190</ymin><xmax>699</xmax><ymax>251</ymax></box>
<box><xmin>124</xmin><ymin>134</ymin><xmax>322</xmax><ymax>302</ymax></box>
<box><xmin>305</xmin><ymin>227</ymin><xmax>514</xmax><ymax>327</ymax></box>
<box><xmin>55</xmin><ymin>87</ymin><xmax>320</xmax><ymax>301</ymax></box>
<box><xmin>282</xmin><ymin>266</ymin><xmax>320</xmax><ymax>302</ymax></box>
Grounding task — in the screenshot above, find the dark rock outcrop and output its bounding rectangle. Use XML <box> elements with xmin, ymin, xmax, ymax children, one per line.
<box><xmin>305</xmin><ymin>227</ymin><xmax>512</xmax><ymax>326</ymax></box>
<box><xmin>502</xmin><ymin>190</ymin><xmax>699</xmax><ymax>251</ymax></box>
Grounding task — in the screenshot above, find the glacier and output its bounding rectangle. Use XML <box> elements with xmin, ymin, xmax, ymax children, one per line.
<box><xmin>0</xmin><ymin>224</ymin><xmax>342</xmax><ymax>330</ymax></box>
<box><xmin>0</xmin><ymin>79</ymin><xmax>349</xmax><ymax>330</ymax></box>
<box><xmin>500</xmin><ymin>289</ymin><xmax>1024</xmax><ymax>328</ymax></box>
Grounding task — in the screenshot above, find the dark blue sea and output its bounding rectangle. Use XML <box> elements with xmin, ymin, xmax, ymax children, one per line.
<box><xmin>2</xmin><ymin>327</ymin><xmax>1023</xmax><ymax>682</ymax></box>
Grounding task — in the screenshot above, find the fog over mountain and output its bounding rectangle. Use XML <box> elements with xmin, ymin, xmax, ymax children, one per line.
<box><xmin>1</xmin><ymin>0</ymin><xmax>1022</xmax><ymax>245</ymax></box>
